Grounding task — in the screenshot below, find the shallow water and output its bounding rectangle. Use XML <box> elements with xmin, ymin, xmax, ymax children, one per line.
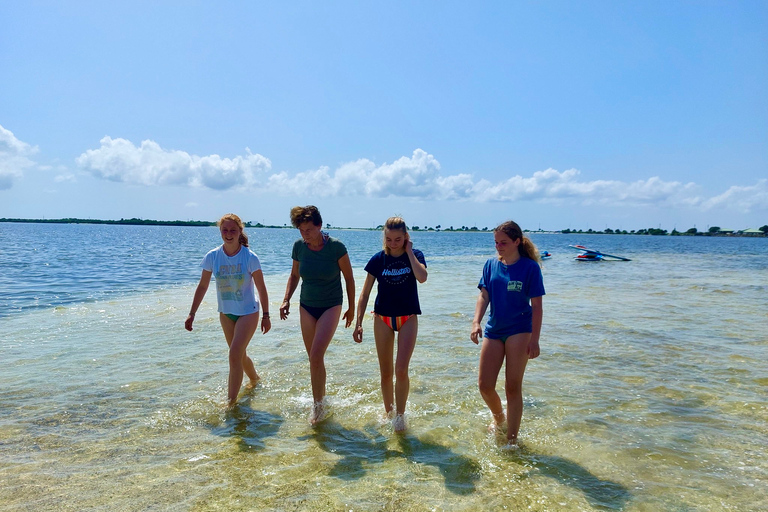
<box><xmin>1</xmin><ymin>224</ymin><xmax>767</xmax><ymax>511</ymax></box>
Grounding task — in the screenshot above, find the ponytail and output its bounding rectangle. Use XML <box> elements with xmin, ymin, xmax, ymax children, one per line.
<box><xmin>494</xmin><ymin>220</ymin><xmax>540</xmax><ymax>264</ymax></box>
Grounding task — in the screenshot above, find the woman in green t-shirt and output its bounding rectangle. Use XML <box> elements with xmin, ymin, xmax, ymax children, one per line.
<box><xmin>279</xmin><ymin>205</ymin><xmax>355</xmax><ymax>425</ymax></box>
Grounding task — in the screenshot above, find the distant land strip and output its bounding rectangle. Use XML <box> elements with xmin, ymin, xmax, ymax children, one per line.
<box><xmin>1</xmin><ymin>217</ymin><xmax>766</xmax><ymax>236</ymax></box>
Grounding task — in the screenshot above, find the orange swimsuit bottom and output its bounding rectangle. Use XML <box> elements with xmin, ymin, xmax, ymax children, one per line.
<box><xmin>375</xmin><ymin>313</ymin><xmax>414</xmax><ymax>332</ymax></box>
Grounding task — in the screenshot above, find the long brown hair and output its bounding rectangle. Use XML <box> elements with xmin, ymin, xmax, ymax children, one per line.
<box><xmin>494</xmin><ymin>220</ymin><xmax>540</xmax><ymax>264</ymax></box>
<box><xmin>382</xmin><ymin>216</ymin><xmax>408</xmax><ymax>255</ymax></box>
<box><xmin>217</xmin><ymin>213</ymin><xmax>249</xmax><ymax>247</ymax></box>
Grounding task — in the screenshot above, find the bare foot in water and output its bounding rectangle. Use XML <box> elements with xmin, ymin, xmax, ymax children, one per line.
<box><xmin>488</xmin><ymin>411</ymin><xmax>507</xmax><ymax>436</ymax></box>
<box><xmin>245</xmin><ymin>375</ymin><xmax>261</xmax><ymax>389</ymax></box>
<box><xmin>393</xmin><ymin>414</ymin><xmax>407</xmax><ymax>433</ymax></box>
<box><xmin>309</xmin><ymin>400</ymin><xmax>327</xmax><ymax>426</ymax></box>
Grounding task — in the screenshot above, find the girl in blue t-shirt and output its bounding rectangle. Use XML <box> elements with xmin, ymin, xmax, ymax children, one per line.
<box><xmin>470</xmin><ymin>220</ymin><xmax>545</xmax><ymax>448</ymax></box>
<box><xmin>185</xmin><ymin>213</ymin><xmax>271</xmax><ymax>407</ymax></box>
<box><xmin>354</xmin><ymin>217</ymin><xmax>427</xmax><ymax>432</ymax></box>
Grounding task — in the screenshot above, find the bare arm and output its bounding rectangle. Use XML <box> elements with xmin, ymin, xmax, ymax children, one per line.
<box><xmin>405</xmin><ymin>240</ymin><xmax>428</xmax><ymax>283</ymax></box>
<box><xmin>528</xmin><ymin>296</ymin><xmax>543</xmax><ymax>359</ymax></box>
<box><xmin>252</xmin><ymin>269</ymin><xmax>271</xmax><ymax>334</ymax></box>
<box><xmin>338</xmin><ymin>253</ymin><xmax>356</xmax><ymax>328</ymax></box>
<box><xmin>470</xmin><ymin>287</ymin><xmax>490</xmax><ymax>344</ymax></box>
<box><xmin>353</xmin><ymin>273</ymin><xmax>376</xmax><ymax>343</ymax></box>
<box><xmin>185</xmin><ymin>270</ymin><xmax>212</xmax><ymax>331</ymax></box>
<box><xmin>280</xmin><ymin>260</ymin><xmax>300</xmax><ymax>320</ymax></box>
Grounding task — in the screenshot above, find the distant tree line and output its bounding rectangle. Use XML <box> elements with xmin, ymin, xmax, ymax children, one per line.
<box><xmin>0</xmin><ymin>217</ymin><xmax>268</xmax><ymax>228</ymax></box>
<box><xmin>2</xmin><ymin>218</ymin><xmax>766</xmax><ymax>236</ymax></box>
<box><xmin>560</xmin><ymin>225</ymin><xmax>768</xmax><ymax>236</ymax></box>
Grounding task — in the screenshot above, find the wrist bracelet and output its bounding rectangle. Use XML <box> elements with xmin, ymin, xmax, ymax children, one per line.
<box><xmin>262</xmin><ymin>312</ymin><xmax>270</xmax><ymax>317</ymax></box>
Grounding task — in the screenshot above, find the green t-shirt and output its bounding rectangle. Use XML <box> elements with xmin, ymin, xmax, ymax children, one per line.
<box><xmin>291</xmin><ymin>236</ymin><xmax>348</xmax><ymax>307</ymax></box>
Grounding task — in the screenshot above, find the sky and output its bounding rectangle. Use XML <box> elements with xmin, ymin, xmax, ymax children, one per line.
<box><xmin>1</xmin><ymin>1</ymin><xmax>766</xmax><ymax>231</ymax></box>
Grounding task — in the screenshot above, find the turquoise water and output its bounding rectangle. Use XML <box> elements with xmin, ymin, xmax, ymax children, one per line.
<box><xmin>1</xmin><ymin>223</ymin><xmax>767</xmax><ymax>511</ymax></box>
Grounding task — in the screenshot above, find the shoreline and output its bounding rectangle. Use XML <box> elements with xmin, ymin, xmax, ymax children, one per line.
<box><xmin>0</xmin><ymin>217</ymin><xmax>765</xmax><ymax>237</ymax></box>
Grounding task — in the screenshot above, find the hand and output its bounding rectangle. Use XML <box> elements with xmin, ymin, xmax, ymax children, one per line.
<box><xmin>470</xmin><ymin>322</ymin><xmax>483</xmax><ymax>344</ymax></box>
<box><xmin>343</xmin><ymin>307</ymin><xmax>354</xmax><ymax>328</ymax></box>
<box><xmin>353</xmin><ymin>325</ymin><xmax>363</xmax><ymax>343</ymax></box>
<box><xmin>279</xmin><ymin>300</ymin><xmax>290</xmax><ymax>320</ymax></box>
<box><xmin>405</xmin><ymin>238</ymin><xmax>413</xmax><ymax>252</ymax></box>
<box><xmin>261</xmin><ymin>316</ymin><xmax>272</xmax><ymax>334</ymax></box>
<box><xmin>185</xmin><ymin>314</ymin><xmax>195</xmax><ymax>331</ymax></box>
<box><xmin>527</xmin><ymin>340</ymin><xmax>540</xmax><ymax>359</ymax></box>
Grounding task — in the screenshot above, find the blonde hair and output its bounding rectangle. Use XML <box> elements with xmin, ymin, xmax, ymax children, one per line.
<box><xmin>494</xmin><ymin>220</ymin><xmax>539</xmax><ymax>264</ymax></box>
<box><xmin>290</xmin><ymin>205</ymin><xmax>322</xmax><ymax>228</ymax></box>
<box><xmin>382</xmin><ymin>216</ymin><xmax>408</xmax><ymax>255</ymax></box>
<box><xmin>217</xmin><ymin>213</ymin><xmax>249</xmax><ymax>247</ymax></box>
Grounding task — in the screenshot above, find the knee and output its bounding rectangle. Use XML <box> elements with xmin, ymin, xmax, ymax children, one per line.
<box><xmin>309</xmin><ymin>352</ymin><xmax>325</xmax><ymax>369</ymax></box>
<box><xmin>504</xmin><ymin>379</ymin><xmax>522</xmax><ymax>398</ymax></box>
<box><xmin>478</xmin><ymin>378</ymin><xmax>496</xmax><ymax>397</ymax></box>
<box><xmin>229</xmin><ymin>349</ymin><xmax>244</xmax><ymax>367</ymax></box>
<box><xmin>395</xmin><ymin>365</ymin><xmax>409</xmax><ymax>382</ymax></box>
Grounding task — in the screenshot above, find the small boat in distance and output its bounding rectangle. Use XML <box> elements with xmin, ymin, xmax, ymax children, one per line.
<box><xmin>569</xmin><ymin>245</ymin><xmax>631</xmax><ymax>262</ymax></box>
<box><xmin>541</xmin><ymin>251</ymin><xmax>552</xmax><ymax>260</ymax></box>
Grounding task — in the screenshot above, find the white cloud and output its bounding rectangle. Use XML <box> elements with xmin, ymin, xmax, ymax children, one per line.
<box><xmin>76</xmin><ymin>137</ymin><xmax>272</xmax><ymax>190</ymax></box>
<box><xmin>0</xmin><ymin>124</ymin><xmax>38</xmax><ymax>190</ymax></box>
<box><xmin>701</xmin><ymin>179</ymin><xmax>768</xmax><ymax>213</ymax></box>
<box><xmin>75</xmin><ymin>137</ymin><xmax>767</xmax><ymax>214</ymax></box>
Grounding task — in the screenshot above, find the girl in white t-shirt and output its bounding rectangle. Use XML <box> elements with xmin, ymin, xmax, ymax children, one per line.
<box><xmin>185</xmin><ymin>213</ymin><xmax>271</xmax><ymax>407</ymax></box>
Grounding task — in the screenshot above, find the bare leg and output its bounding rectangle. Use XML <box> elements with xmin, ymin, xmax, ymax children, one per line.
<box><xmin>373</xmin><ymin>315</ymin><xmax>395</xmax><ymax>416</ymax></box>
<box><xmin>393</xmin><ymin>316</ymin><xmax>418</xmax><ymax>416</ymax></box>
<box><xmin>300</xmin><ymin>305</ymin><xmax>342</xmax><ymax>405</ymax></box>
<box><xmin>478</xmin><ymin>337</ymin><xmax>506</xmax><ymax>430</ymax></box>
<box><xmin>220</xmin><ymin>314</ymin><xmax>260</xmax><ymax>384</ymax></box>
<box><xmin>219</xmin><ymin>313</ymin><xmax>260</xmax><ymax>406</ymax></box>
<box><xmin>503</xmin><ymin>333</ymin><xmax>531</xmax><ymax>444</ymax></box>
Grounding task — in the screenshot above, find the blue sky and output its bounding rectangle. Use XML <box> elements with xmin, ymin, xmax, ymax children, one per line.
<box><xmin>1</xmin><ymin>1</ymin><xmax>766</xmax><ymax>230</ymax></box>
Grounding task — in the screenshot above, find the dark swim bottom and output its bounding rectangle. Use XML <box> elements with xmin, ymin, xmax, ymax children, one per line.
<box><xmin>224</xmin><ymin>313</ymin><xmax>242</xmax><ymax>323</ymax></box>
<box><xmin>375</xmin><ymin>314</ymin><xmax>414</xmax><ymax>332</ymax></box>
<box><xmin>498</xmin><ymin>331</ymin><xmax>532</xmax><ymax>343</ymax></box>
<box><xmin>300</xmin><ymin>303</ymin><xmax>340</xmax><ymax>320</ymax></box>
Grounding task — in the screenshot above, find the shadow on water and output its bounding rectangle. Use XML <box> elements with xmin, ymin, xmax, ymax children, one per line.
<box><xmin>210</xmin><ymin>402</ymin><xmax>284</xmax><ymax>452</ymax></box>
<box><xmin>302</xmin><ymin>421</ymin><xmax>480</xmax><ymax>495</ymax></box>
<box><xmin>299</xmin><ymin>419</ymin><xmax>397</xmax><ymax>480</ymax></box>
<box><xmin>397</xmin><ymin>434</ymin><xmax>481</xmax><ymax>495</ymax></box>
<box><xmin>510</xmin><ymin>447</ymin><xmax>632</xmax><ymax>510</ymax></box>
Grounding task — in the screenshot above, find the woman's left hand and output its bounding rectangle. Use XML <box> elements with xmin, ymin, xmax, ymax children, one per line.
<box><xmin>527</xmin><ymin>340</ymin><xmax>540</xmax><ymax>359</ymax></box>
<box><xmin>342</xmin><ymin>307</ymin><xmax>354</xmax><ymax>328</ymax></box>
<box><xmin>261</xmin><ymin>316</ymin><xmax>272</xmax><ymax>334</ymax></box>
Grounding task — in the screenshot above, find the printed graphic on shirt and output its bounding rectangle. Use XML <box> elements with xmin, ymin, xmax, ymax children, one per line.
<box><xmin>507</xmin><ymin>280</ymin><xmax>523</xmax><ymax>292</ymax></box>
<box><xmin>217</xmin><ymin>263</ymin><xmax>245</xmax><ymax>301</ymax></box>
<box><xmin>381</xmin><ymin>260</ymin><xmax>412</xmax><ymax>286</ymax></box>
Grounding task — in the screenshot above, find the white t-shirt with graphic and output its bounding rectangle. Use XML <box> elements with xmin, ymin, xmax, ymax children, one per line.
<box><xmin>201</xmin><ymin>245</ymin><xmax>262</xmax><ymax>316</ymax></box>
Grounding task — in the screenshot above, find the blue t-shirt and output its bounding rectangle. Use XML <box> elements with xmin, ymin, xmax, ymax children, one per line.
<box><xmin>364</xmin><ymin>249</ymin><xmax>426</xmax><ymax>317</ymax></box>
<box><xmin>478</xmin><ymin>257</ymin><xmax>545</xmax><ymax>339</ymax></box>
